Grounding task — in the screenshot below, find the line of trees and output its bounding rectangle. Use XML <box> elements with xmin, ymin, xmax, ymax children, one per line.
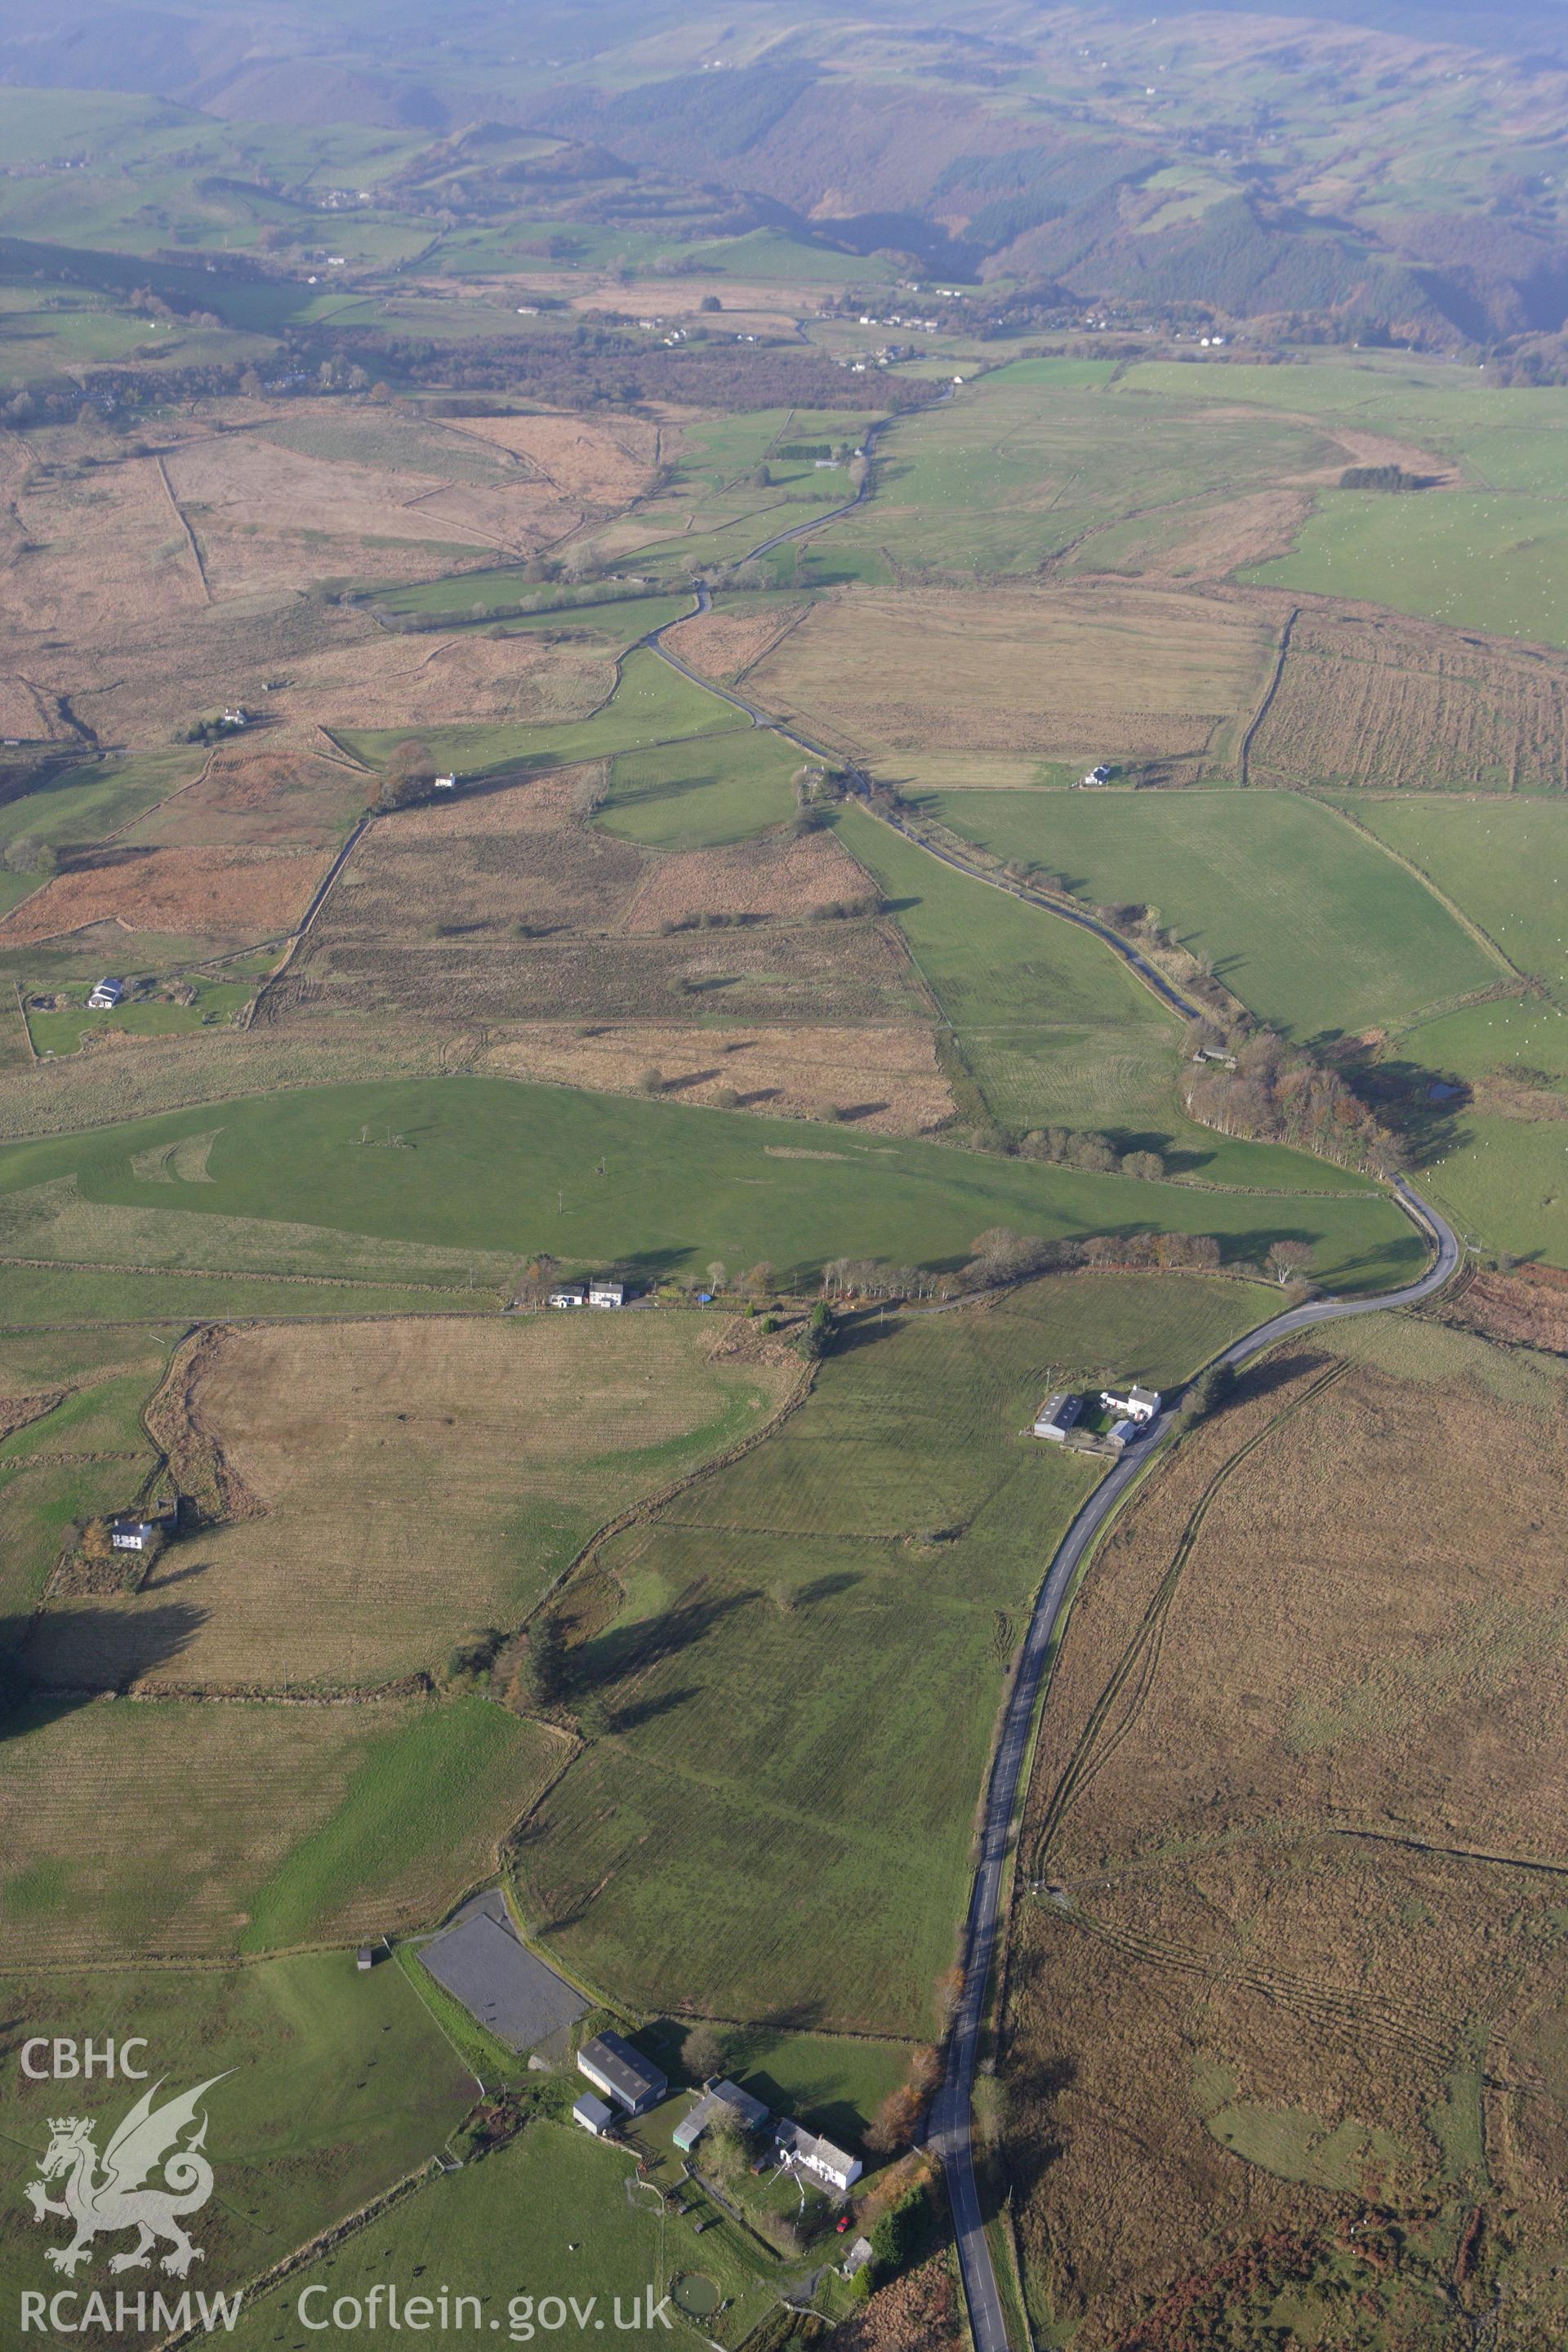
<box><xmin>822</xmin><ymin>1226</ymin><xmax>1234</xmax><ymax>1307</ymax></box>
<box><xmin>1016</xmin><ymin>1127</ymin><xmax>1166</xmax><ymax>1181</ymax></box>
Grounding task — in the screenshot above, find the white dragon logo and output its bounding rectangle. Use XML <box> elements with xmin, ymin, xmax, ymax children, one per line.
<box><xmin>24</xmin><ymin>2074</ymin><xmax>231</xmax><ymax>2278</ymax></box>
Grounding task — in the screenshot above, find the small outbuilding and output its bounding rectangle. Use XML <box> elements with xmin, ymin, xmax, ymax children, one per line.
<box><xmin>549</xmin><ymin>1283</ymin><xmax>588</xmax><ymax>1309</ymax></box>
<box><xmin>356</xmin><ymin>1945</ymin><xmax>375</xmax><ymax>1972</ymax></box>
<box><xmin>434</xmin><ymin>773</ymin><xmax>457</xmax><ymax>791</ymax></box>
<box><xmin>577</xmin><ymin>2031</ymin><xmax>666</xmax><ymax>2118</ymax></box>
<box><xmin>572</xmin><ymin>2091</ymin><xmax>617</xmax><ymax>2138</ymax></box>
<box><xmin>673</xmin><ymin>2078</ymin><xmax>769</xmax><ymax>2154</ymax></box>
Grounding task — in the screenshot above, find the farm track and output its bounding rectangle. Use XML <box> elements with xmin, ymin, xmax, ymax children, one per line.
<box><xmin>647</xmin><ymin>601</ymin><xmax>1208</xmax><ymax>1024</ymax></box>
<box><xmin>637</xmin><ymin>455</ymin><xmax>1468</xmax><ymax>2352</ymax></box>
<box><xmin>246</xmin><ymin>814</ymin><xmax>372</xmax><ymax>1020</ymax></box>
<box><xmin>1053</xmin><ymin>1902</ymin><xmax>1520</xmax><ymax>2087</ymax></box>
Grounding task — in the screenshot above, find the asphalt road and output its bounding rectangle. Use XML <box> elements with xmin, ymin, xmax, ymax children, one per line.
<box><xmin>639</xmin><ymin>430</ymin><xmax>1464</xmax><ymax>2352</ymax></box>
<box><xmin>878</xmin><ymin>813</ymin><xmax>1202</xmax><ymax>1018</ymax></box>
<box><xmin>926</xmin><ymin>1178</ymin><xmax>1460</xmax><ymax>2352</ymax></box>
<box><xmin>647</xmin><ymin>596</ymin><xmax>1208</xmax><ymax>1031</ymax></box>
<box><xmin>644</xmin><ymin>581</ymin><xmax>844</xmax><ymax>768</ymax></box>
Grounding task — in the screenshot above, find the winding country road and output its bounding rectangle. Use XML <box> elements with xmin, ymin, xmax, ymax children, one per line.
<box><xmin>924</xmin><ymin>1178</ymin><xmax>1459</xmax><ymax>2352</ymax></box>
<box><xmin>639</xmin><ymin>432</ymin><xmax>1464</xmax><ymax>2352</ymax></box>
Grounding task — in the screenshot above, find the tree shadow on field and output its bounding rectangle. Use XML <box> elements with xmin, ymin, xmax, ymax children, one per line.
<box><xmin>1001</xmin><ymin>2047</ymin><xmax>1078</xmax><ymax>2203</ymax></box>
<box><xmin>826</xmin><ymin>1309</ymin><xmax>912</xmax><ymax>1359</ymax></box>
<box><xmin>142</xmin><ymin>1556</ymin><xmax>211</xmax><ymax>1588</ymax></box>
<box><xmin>607</xmin><ymin>1685</ymin><xmax>697</xmax><ymax>1735</ymax></box>
<box><xmin>748</xmin><ymin>1996</ymin><xmax>828</xmax><ymax>2038</ymax></box>
<box><xmin>1347</xmin><ymin>1048</ymin><xmax>1470</xmax><ymax>1165</ymax></box>
<box><xmin>577</xmin><ymin>1588</ymin><xmax>756</xmax><ymax>1693</ymax></box>
<box><xmin>607</xmin><ymin>1246</ymin><xmax>688</xmax><ymax>1286</ymax></box>
<box><xmin>741</xmin><ymin>2060</ymin><xmax>867</xmax><ymax>2149</ymax></box>
<box><xmin>0</xmin><ymin>1601</ymin><xmax>207</xmax><ymax>1742</ymax></box>
<box><xmin>792</xmin><ymin>1572</ymin><xmax>861</xmax><ymax>1609</ymax></box>
<box><xmin>1227</xmin><ymin>1348</ymin><xmax>1336</xmax><ymax>1410</ymax></box>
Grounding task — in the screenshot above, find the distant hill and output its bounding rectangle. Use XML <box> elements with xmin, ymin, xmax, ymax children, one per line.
<box><xmin>2</xmin><ymin>0</ymin><xmax>1567</xmax><ymax>345</ymax></box>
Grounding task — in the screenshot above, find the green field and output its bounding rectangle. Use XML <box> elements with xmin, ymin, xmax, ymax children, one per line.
<box><xmin>240</xmin><ymin>1703</ymin><xmax>553</xmax><ymax>1951</ymax></box>
<box><xmin>1414</xmin><ymin>1108</ymin><xmax>1568</xmax><ymax>1266</ymax></box>
<box><xmin>837</xmin><ymin>806</ymin><xmax>1389</xmax><ymax>1190</ymax></box>
<box><xmin>0</xmin><ymin>747</ymin><xmax>204</xmax><ymax>860</ymax></box>
<box><xmin>25</xmin><ymin>974</ymin><xmax>256</xmax><ymax>1058</ymax></box>
<box><xmin>1247</xmin><ymin>492</ymin><xmax>1568</xmax><ymax>653</ymax></box>
<box><xmin>1122</xmin><ymin>356</ymin><xmax>1568</xmax><ymax>467</ymax></box>
<box><xmin>1405</xmin><ymin>996</ymin><xmax>1568</xmax><ymax>1088</ymax></box>
<box><xmin>1327</xmin><ymin>798</ymin><xmax>1568</xmax><ymax>1265</ymax></box>
<box><xmin>0</xmin><ymin>1260</ymin><xmax>504</xmax><ymax>1330</ymax></box>
<box><xmin>1344</xmin><ymin>797</ymin><xmax>1568</xmax><ymax>1000</ymax></box>
<box><xmin>0</xmin><ymin>1952</ymin><xmax>474</xmax><ymax>2322</ymax></box>
<box><xmin>839</xmin><ymin>804</ymin><xmax>1138</xmax><ymax>1030</ymax></box>
<box><xmin>922</xmin><ymin>790</ymin><xmax>1499</xmax><ymax>1040</ymax></box>
<box><xmin>597</xmin><ymin>727</ymin><xmax>802</xmax><ymax>849</ymax></box>
<box><xmin>335</xmin><ymin>646</ymin><xmax>745</xmax><ymax>779</ymax></box>
<box><xmin>220</xmin><ymin>2120</ymin><xmax>778</xmax><ymax>2351</ymax></box>
<box><xmin>363</xmin><ymin>562</ymin><xmax>691</xmax><ymax>646</ymax></box>
<box><xmin>0</xmin><ymin>1695</ymin><xmax>559</xmax><ymax>1963</ymax></box>
<box><xmin>513</xmin><ymin>1272</ymin><xmax>1273</xmax><ymax>2034</ymax></box>
<box><xmin>639</xmin><ymin>2020</ymin><xmax>911</xmax><ymax>2153</ymax></box>
<box><xmin>1094</xmin><ymin>357</ymin><xmax>1568</xmax><ymax>646</ymax></box>
<box><xmin>824</xmin><ymin>354</ymin><xmax>1334</xmax><ymax>578</ymax></box>
<box><xmin>0</xmin><ymin>1077</ymin><xmax>1426</xmax><ymax>1294</ymax></box>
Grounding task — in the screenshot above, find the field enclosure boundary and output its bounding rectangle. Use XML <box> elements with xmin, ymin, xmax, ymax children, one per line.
<box><xmin>1237</xmin><ymin>604</ymin><xmax>1298</xmax><ymax>786</ymax></box>
<box><xmin>152</xmin><ymin>452</ymin><xmax>212</xmax><ymax>606</ymax></box>
<box><xmin>1320</xmin><ymin>795</ymin><xmax>1536</xmax><ymax>993</ymax></box>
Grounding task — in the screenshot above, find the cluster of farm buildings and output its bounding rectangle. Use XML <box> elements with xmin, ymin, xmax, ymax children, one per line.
<box><xmin>548</xmin><ymin>1276</ymin><xmax>628</xmax><ymax>1309</ymax></box>
<box><xmin>1034</xmin><ymin>1382</ymin><xmax>1160</xmax><ymax>1452</ymax></box>
<box><xmin>572</xmin><ymin>2031</ymin><xmax>863</xmax><ymax>2195</ymax></box>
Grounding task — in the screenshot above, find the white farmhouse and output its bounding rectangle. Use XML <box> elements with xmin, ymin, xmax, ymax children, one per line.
<box><xmin>1100</xmin><ymin>1384</ymin><xmax>1160</xmax><ymax>1425</ymax></box>
<box><xmin>776</xmin><ymin>2120</ymin><xmax>862</xmax><ymax>2194</ymax></box>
